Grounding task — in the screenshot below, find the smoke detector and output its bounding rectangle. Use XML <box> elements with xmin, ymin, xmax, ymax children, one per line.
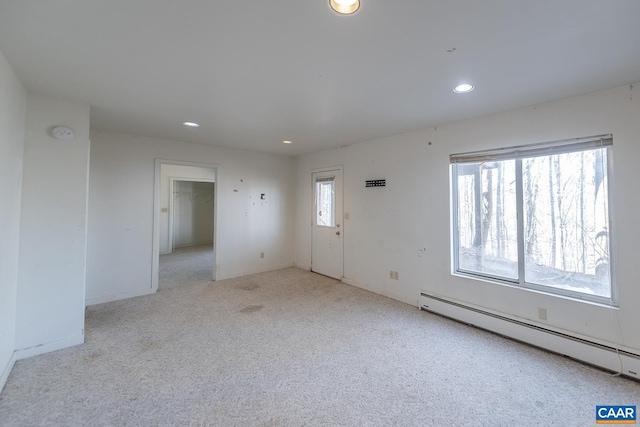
<box><xmin>52</xmin><ymin>126</ymin><xmax>75</xmax><ymax>140</ymax></box>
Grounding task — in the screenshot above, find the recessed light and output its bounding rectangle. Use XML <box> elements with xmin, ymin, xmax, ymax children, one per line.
<box><xmin>283</xmin><ymin>140</ymin><xmax>293</xmax><ymax>144</ymax></box>
<box><xmin>183</xmin><ymin>121</ymin><xmax>200</xmax><ymax>128</ymax></box>
<box><xmin>329</xmin><ymin>0</ymin><xmax>360</xmax><ymax>15</ymax></box>
<box><xmin>453</xmin><ymin>84</ymin><xmax>474</xmax><ymax>94</ymax></box>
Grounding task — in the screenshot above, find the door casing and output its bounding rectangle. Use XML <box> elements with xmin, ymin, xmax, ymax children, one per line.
<box><xmin>311</xmin><ymin>167</ymin><xmax>344</xmax><ymax>279</ymax></box>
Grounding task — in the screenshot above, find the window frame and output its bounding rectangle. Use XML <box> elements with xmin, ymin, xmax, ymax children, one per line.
<box><xmin>450</xmin><ymin>135</ymin><xmax>617</xmax><ymax>306</ymax></box>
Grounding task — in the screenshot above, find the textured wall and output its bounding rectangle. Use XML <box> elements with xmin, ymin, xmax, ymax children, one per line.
<box><xmin>295</xmin><ymin>83</ymin><xmax>640</xmax><ymax>355</ymax></box>
<box><xmin>0</xmin><ymin>50</ymin><xmax>26</xmax><ymax>390</ymax></box>
<box><xmin>15</xmin><ymin>92</ymin><xmax>90</xmax><ymax>358</ymax></box>
<box><xmin>87</xmin><ymin>131</ymin><xmax>295</xmax><ymax>304</ymax></box>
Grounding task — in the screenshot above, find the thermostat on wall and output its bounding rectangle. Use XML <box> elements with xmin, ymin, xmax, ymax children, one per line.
<box><xmin>52</xmin><ymin>126</ymin><xmax>75</xmax><ymax>140</ymax></box>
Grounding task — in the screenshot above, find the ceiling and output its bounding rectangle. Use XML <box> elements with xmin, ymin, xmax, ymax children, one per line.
<box><xmin>1</xmin><ymin>1</ymin><xmax>640</xmax><ymax>157</ymax></box>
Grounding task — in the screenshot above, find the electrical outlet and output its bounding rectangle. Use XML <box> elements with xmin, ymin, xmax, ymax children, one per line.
<box><xmin>538</xmin><ymin>308</ymin><xmax>547</xmax><ymax>321</ymax></box>
<box><xmin>260</xmin><ymin>252</ymin><xmax>264</xmax><ymax>259</ymax></box>
<box><xmin>394</xmin><ymin>271</ymin><xmax>399</xmax><ymax>280</ymax></box>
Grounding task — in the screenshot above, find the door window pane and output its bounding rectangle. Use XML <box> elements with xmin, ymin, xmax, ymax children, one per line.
<box><xmin>316</xmin><ymin>178</ymin><xmax>335</xmax><ymax>227</ymax></box>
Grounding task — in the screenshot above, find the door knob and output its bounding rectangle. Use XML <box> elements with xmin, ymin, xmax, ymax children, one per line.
<box><xmin>336</xmin><ymin>231</ymin><xmax>341</xmax><ymax>236</ymax></box>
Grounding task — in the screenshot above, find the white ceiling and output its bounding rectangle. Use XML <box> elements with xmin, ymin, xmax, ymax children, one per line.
<box><xmin>1</xmin><ymin>1</ymin><xmax>640</xmax><ymax>156</ymax></box>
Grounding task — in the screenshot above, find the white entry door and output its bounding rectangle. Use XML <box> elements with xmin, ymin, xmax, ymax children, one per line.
<box><xmin>311</xmin><ymin>169</ymin><xmax>343</xmax><ymax>279</ymax></box>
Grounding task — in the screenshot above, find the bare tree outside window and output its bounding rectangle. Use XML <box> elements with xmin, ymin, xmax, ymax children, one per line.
<box><xmin>451</xmin><ymin>136</ymin><xmax>614</xmax><ymax>304</ymax></box>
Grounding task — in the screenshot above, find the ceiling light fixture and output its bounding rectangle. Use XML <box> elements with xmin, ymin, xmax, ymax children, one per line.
<box><xmin>329</xmin><ymin>0</ymin><xmax>360</xmax><ymax>15</ymax></box>
<box><xmin>283</xmin><ymin>140</ymin><xmax>293</xmax><ymax>144</ymax></box>
<box><xmin>453</xmin><ymin>83</ymin><xmax>474</xmax><ymax>94</ymax></box>
<box><xmin>183</xmin><ymin>121</ymin><xmax>200</xmax><ymax>128</ymax></box>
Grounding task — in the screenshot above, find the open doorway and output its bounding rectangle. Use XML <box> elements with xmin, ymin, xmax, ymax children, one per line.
<box><xmin>161</xmin><ymin>179</ymin><xmax>215</xmax><ymax>289</ymax></box>
<box><xmin>152</xmin><ymin>161</ymin><xmax>218</xmax><ymax>292</ymax></box>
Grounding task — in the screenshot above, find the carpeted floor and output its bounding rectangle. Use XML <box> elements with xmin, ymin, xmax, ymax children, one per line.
<box><xmin>1</xmin><ymin>267</ymin><xmax>638</xmax><ymax>426</ymax></box>
<box><xmin>159</xmin><ymin>244</ymin><xmax>214</xmax><ymax>290</ymax></box>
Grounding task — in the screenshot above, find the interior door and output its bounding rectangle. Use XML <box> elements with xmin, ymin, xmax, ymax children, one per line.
<box><xmin>311</xmin><ymin>169</ymin><xmax>343</xmax><ymax>279</ymax></box>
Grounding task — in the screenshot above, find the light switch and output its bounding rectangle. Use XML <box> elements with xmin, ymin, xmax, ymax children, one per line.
<box><xmin>161</xmin><ymin>208</ymin><xmax>168</xmax><ymax>213</ymax></box>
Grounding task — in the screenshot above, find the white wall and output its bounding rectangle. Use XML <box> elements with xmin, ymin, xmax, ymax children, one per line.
<box><xmin>0</xmin><ymin>51</ymin><xmax>26</xmax><ymax>391</ymax></box>
<box><xmin>15</xmin><ymin>93</ymin><xmax>90</xmax><ymax>359</ymax></box>
<box><xmin>173</xmin><ymin>181</ymin><xmax>214</xmax><ymax>249</ymax></box>
<box><xmin>160</xmin><ymin>164</ymin><xmax>216</xmax><ymax>254</ymax></box>
<box><xmin>86</xmin><ymin>131</ymin><xmax>294</xmax><ymax>304</ymax></box>
<box><xmin>294</xmin><ymin>83</ymin><xmax>640</xmax><ymax>355</ymax></box>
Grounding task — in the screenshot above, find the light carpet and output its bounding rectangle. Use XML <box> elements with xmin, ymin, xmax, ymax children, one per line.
<box><xmin>159</xmin><ymin>244</ymin><xmax>213</xmax><ymax>290</ymax></box>
<box><xmin>1</xmin><ymin>267</ymin><xmax>638</xmax><ymax>426</ymax></box>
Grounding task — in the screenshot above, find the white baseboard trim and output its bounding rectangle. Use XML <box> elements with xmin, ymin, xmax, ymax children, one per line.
<box><xmin>293</xmin><ymin>263</ymin><xmax>311</xmax><ymax>271</ymax></box>
<box><xmin>0</xmin><ymin>351</ymin><xmax>16</xmax><ymax>393</ymax></box>
<box><xmin>219</xmin><ymin>263</ymin><xmax>295</xmax><ymax>280</ymax></box>
<box><xmin>174</xmin><ymin>240</ymin><xmax>213</xmax><ymax>250</ymax></box>
<box><xmin>420</xmin><ymin>292</ymin><xmax>640</xmax><ymax>380</ymax></box>
<box><xmin>86</xmin><ymin>287</ymin><xmax>156</xmax><ymax>306</ymax></box>
<box><xmin>342</xmin><ymin>277</ymin><xmax>417</xmax><ymax>307</ymax></box>
<box><xmin>15</xmin><ymin>334</ymin><xmax>84</xmax><ymax>361</ymax></box>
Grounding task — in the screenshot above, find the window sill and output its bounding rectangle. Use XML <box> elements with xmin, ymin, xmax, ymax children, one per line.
<box><xmin>452</xmin><ymin>271</ymin><xmax>619</xmax><ymax>309</ymax></box>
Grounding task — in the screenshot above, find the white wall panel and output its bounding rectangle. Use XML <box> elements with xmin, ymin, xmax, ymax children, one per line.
<box><xmin>0</xmin><ymin>50</ymin><xmax>26</xmax><ymax>390</ymax></box>
<box><xmin>86</xmin><ymin>132</ymin><xmax>294</xmax><ymax>304</ymax></box>
<box><xmin>15</xmin><ymin>93</ymin><xmax>90</xmax><ymax>358</ymax></box>
<box><xmin>294</xmin><ymin>83</ymin><xmax>640</xmax><ymax>358</ymax></box>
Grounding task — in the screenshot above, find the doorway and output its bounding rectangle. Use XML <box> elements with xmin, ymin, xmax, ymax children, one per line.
<box><xmin>159</xmin><ymin>179</ymin><xmax>215</xmax><ymax>290</ymax></box>
<box><xmin>152</xmin><ymin>160</ymin><xmax>218</xmax><ymax>292</ymax></box>
<box><xmin>311</xmin><ymin>167</ymin><xmax>343</xmax><ymax>279</ymax></box>
<box><xmin>169</xmin><ymin>179</ymin><xmax>215</xmax><ymax>253</ymax></box>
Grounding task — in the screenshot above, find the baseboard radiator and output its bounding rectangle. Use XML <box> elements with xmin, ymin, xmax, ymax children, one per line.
<box><xmin>420</xmin><ymin>292</ymin><xmax>640</xmax><ymax>380</ymax></box>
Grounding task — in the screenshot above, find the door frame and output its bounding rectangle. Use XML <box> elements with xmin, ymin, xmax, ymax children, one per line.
<box><xmin>152</xmin><ymin>159</ymin><xmax>219</xmax><ymax>292</ymax></box>
<box><xmin>310</xmin><ymin>166</ymin><xmax>344</xmax><ymax>279</ymax></box>
<box><xmin>168</xmin><ymin>177</ymin><xmax>216</xmax><ymax>253</ymax></box>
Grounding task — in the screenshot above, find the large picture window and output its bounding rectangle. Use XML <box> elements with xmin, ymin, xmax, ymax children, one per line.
<box><xmin>451</xmin><ymin>135</ymin><xmax>615</xmax><ymax>305</ymax></box>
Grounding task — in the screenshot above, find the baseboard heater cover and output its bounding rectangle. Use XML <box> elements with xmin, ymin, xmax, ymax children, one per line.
<box><xmin>420</xmin><ymin>292</ymin><xmax>640</xmax><ymax>380</ymax></box>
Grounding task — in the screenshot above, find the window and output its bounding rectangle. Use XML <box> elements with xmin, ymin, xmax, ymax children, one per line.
<box><xmin>315</xmin><ymin>177</ymin><xmax>335</xmax><ymax>227</ymax></box>
<box><xmin>451</xmin><ymin>135</ymin><xmax>615</xmax><ymax>305</ymax></box>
